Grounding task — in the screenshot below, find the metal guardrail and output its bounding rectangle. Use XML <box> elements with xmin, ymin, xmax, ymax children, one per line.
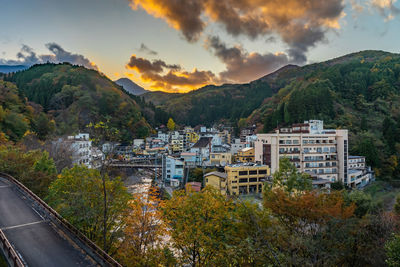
<box><xmin>0</xmin><ymin>228</ymin><xmax>24</xmax><ymax>267</ymax></box>
<box><xmin>0</xmin><ymin>173</ymin><xmax>122</xmax><ymax>267</ymax></box>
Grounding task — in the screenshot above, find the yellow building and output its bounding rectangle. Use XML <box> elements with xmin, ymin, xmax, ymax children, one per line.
<box><xmin>210</xmin><ymin>152</ymin><xmax>232</xmax><ymax>166</ymax></box>
<box><xmin>204</xmin><ymin>172</ymin><xmax>227</xmax><ymax>195</ymax></box>
<box><xmin>186</xmin><ymin>132</ymin><xmax>199</xmax><ymax>144</ymax></box>
<box><xmin>205</xmin><ymin>164</ymin><xmax>270</xmax><ymax>195</ymax></box>
<box><xmin>235</xmin><ymin>147</ymin><xmax>255</xmax><ymax>163</ymax></box>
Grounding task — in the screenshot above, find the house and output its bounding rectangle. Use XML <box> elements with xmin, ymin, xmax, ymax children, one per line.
<box><xmin>186</xmin><ymin>182</ymin><xmax>202</xmax><ymax>192</ymax></box>
<box><xmin>209</xmin><ymin>152</ymin><xmax>232</xmax><ymax>166</ymax></box>
<box><xmin>190</xmin><ymin>137</ymin><xmax>213</xmax><ymax>163</ymax></box>
<box><xmin>204</xmin><ymin>172</ymin><xmax>227</xmax><ymax>195</ymax></box>
<box><xmin>235</xmin><ymin>147</ymin><xmax>255</xmax><ymax>163</ymax></box>
<box><xmin>162</xmin><ymin>156</ymin><xmax>185</xmax><ymax>183</ymax></box>
<box><xmin>231</xmin><ymin>138</ymin><xmax>246</xmax><ymax>155</ymax></box>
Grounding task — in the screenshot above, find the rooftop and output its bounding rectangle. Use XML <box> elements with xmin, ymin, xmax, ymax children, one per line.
<box><xmin>204</xmin><ymin>171</ymin><xmax>227</xmax><ymax>179</ymax></box>
<box><xmin>192</xmin><ymin>137</ymin><xmax>213</xmax><ymax>148</ymax></box>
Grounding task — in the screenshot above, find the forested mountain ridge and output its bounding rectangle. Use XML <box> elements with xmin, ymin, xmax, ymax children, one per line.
<box><xmin>1</xmin><ymin>63</ymin><xmax>152</xmax><ymax>142</ymax></box>
<box><xmin>145</xmin><ymin>50</ymin><xmax>400</xmax><ymax>179</ymax></box>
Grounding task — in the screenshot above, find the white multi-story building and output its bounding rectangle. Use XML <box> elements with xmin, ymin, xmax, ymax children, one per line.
<box><xmin>231</xmin><ymin>138</ymin><xmax>246</xmax><ymax>155</ymax></box>
<box><xmin>348</xmin><ymin>155</ymin><xmax>373</xmax><ymax>188</ymax></box>
<box><xmin>66</xmin><ymin>133</ymin><xmax>93</xmax><ymax>168</ymax></box>
<box><xmin>255</xmin><ymin>120</ymin><xmax>349</xmax><ymax>185</ymax></box>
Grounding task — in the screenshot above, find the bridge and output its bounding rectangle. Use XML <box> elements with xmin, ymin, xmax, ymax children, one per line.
<box><xmin>0</xmin><ymin>173</ymin><xmax>121</xmax><ymax>267</ymax></box>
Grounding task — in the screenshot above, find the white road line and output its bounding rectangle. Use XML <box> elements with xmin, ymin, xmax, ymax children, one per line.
<box><xmin>1</xmin><ymin>220</ymin><xmax>45</xmax><ymax>231</ymax></box>
<box><xmin>0</xmin><ymin>185</ymin><xmax>10</xmax><ymax>188</ymax></box>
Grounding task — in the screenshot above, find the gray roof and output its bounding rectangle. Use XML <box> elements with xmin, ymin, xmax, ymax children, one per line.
<box><xmin>204</xmin><ymin>171</ymin><xmax>227</xmax><ymax>179</ymax></box>
<box><xmin>192</xmin><ymin>137</ymin><xmax>212</xmax><ymax>148</ymax></box>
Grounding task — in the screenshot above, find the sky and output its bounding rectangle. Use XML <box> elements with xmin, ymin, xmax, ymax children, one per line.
<box><xmin>1</xmin><ymin>0</ymin><xmax>400</xmax><ymax>93</ymax></box>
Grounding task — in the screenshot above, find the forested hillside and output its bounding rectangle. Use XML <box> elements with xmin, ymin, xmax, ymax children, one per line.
<box><xmin>1</xmin><ymin>63</ymin><xmax>152</xmax><ymax>142</ymax></box>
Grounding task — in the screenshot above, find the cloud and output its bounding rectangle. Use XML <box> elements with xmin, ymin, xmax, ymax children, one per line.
<box><xmin>138</xmin><ymin>43</ymin><xmax>158</xmax><ymax>55</ymax></box>
<box><xmin>370</xmin><ymin>0</ymin><xmax>400</xmax><ymax>20</ymax></box>
<box><xmin>0</xmin><ymin>43</ymin><xmax>98</xmax><ymax>70</ymax></box>
<box><xmin>206</xmin><ymin>36</ymin><xmax>291</xmax><ymax>83</ymax></box>
<box><xmin>126</xmin><ymin>54</ymin><xmax>218</xmax><ymax>92</ymax></box>
<box><xmin>129</xmin><ymin>0</ymin><xmax>345</xmax><ymax>60</ymax></box>
<box><xmin>127</xmin><ymin>36</ymin><xmax>297</xmax><ymax>91</ymax></box>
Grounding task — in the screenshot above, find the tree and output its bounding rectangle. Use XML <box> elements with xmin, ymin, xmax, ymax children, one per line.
<box><xmin>394</xmin><ymin>195</ymin><xmax>400</xmax><ymax>215</ymax></box>
<box><xmin>167</xmin><ymin>117</ymin><xmax>175</xmax><ymax>131</ymax></box>
<box><xmin>163</xmin><ymin>186</ymin><xmax>235</xmax><ymax>266</ymax></box>
<box><xmin>0</xmin><ymin>145</ymin><xmax>57</xmax><ymax>198</ymax></box>
<box><xmin>117</xmin><ymin>187</ymin><xmax>175</xmax><ymax>266</ymax></box>
<box><xmin>386</xmin><ymin>234</ymin><xmax>400</xmax><ymax>267</ymax></box>
<box><xmin>266</xmin><ymin>157</ymin><xmax>312</xmax><ymax>194</ymax></box>
<box><xmin>46</xmin><ymin>165</ymin><xmax>131</xmax><ymax>253</ymax></box>
<box><xmin>86</xmin><ymin>120</ymin><xmax>121</xmax><ymax>251</ymax></box>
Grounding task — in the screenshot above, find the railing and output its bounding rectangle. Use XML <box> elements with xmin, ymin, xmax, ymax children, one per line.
<box><xmin>0</xmin><ymin>173</ymin><xmax>122</xmax><ymax>267</ymax></box>
<box><xmin>0</xmin><ymin>228</ymin><xmax>24</xmax><ymax>267</ymax></box>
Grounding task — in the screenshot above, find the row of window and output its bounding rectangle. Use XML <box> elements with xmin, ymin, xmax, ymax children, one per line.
<box><xmin>238</xmin><ymin>170</ymin><xmax>268</xmax><ymax>176</ymax></box>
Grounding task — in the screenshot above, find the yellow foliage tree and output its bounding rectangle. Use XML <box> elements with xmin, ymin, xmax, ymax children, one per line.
<box><xmin>167</xmin><ymin>118</ymin><xmax>175</xmax><ymax>131</ymax></box>
<box><xmin>117</xmin><ymin>187</ymin><xmax>174</xmax><ymax>266</ymax></box>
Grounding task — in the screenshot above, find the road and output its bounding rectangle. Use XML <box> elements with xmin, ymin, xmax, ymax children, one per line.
<box><xmin>0</xmin><ymin>178</ymin><xmax>95</xmax><ymax>267</ymax></box>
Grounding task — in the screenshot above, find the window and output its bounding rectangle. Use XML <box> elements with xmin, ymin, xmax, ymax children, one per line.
<box><xmin>249</xmin><ymin>170</ymin><xmax>257</xmax><ymax>175</ymax></box>
<box><xmin>258</xmin><ymin>170</ymin><xmax>267</xmax><ymax>174</ymax></box>
<box><xmin>249</xmin><ymin>178</ymin><xmax>258</xmax><ymax>182</ymax></box>
<box><xmin>239</xmin><ymin>178</ymin><xmax>248</xmax><ymax>183</ymax></box>
<box><xmin>232</xmin><ymin>186</ymin><xmax>237</xmax><ymax>189</ymax></box>
<box><xmin>239</xmin><ymin>171</ymin><xmax>248</xmax><ymax>176</ymax></box>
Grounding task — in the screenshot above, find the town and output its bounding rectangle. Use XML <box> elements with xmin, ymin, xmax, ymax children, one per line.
<box><xmin>62</xmin><ymin>120</ymin><xmax>374</xmax><ymax>197</ymax></box>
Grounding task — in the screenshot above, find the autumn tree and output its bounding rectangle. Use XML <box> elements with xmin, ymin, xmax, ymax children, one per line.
<box><xmin>46</xmin><ymin>165</ymin><xmax>131</xmax><ymax>253</ymax></box>
<box><xmin>86</xmin><ymin>120</ymin><xmax>121</xmax><ymax>251</ymax></box>
<box><xmin>117</xmin><ymin>187</ymin><xmax>175</xmax><ymax>266</ymax></box>
<box><xmin>266</xmin><ymin>157</ymin><xmax>312</xmax><ymax>193</ymax></box>
<box><xmin>167</xmin><ymin>117</ymin><xmax>175</xmax><ymax>131</ymax></box>
<box><xmin>163</xmin><ymin>186</ymin><xmax>235</xmax><ymax>266</ymax></box>
<box><xmin>386</xmin><ymin>234</ymin><xmax>400</xmax><ymax>267</ymax></box>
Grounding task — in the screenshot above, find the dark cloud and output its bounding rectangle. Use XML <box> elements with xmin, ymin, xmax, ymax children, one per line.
<box><xmin>130</xmin><ymin>0</ymin><xmax>345</xmax><ymax>60</ymax></box>
<box><xmin>0</xmin><ymin>43</ymin><xmax>98</xmax><ymax>70</ymax></box>
<box><xmin>126</xmin><ymin>54</ymin><xmax>218</xmax><ymax>91</ymax></box>
<box><xmin>206</xmin><ymin>36</ymin><xmax>291</xmax><ymax>83</ymax></box>
<box><xmin>138</xmin><ymin>43</ymin><xmax>158</xmax><ymax>55</ymax></box>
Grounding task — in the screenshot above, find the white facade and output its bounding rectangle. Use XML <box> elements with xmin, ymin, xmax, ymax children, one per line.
<box><xmin>255</xmin><ymin>121</ymin><xmax>349</xmax><ymax>185</ymax></box>
<box><xmin>348</xmin><ymin>156</ymin><xmax>366</xmax><ymax>169</ymax></box>
<box><xmin>67</xmin><ymin>133</ymin><xmax>93</xmax><ymax>168</ymax></box>
<box><xmin>231</xmin><ymin>138</ymin><xmax>246</xmax><ymax>155</ymax></box>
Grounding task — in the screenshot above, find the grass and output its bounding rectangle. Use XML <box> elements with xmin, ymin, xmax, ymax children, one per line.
<box><xmin>363</xmin><ymin>180</ymin><xmax>400</xmax><ymax>211</ymax></box>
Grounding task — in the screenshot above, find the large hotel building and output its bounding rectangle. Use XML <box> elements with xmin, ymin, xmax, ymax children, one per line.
<box><xmin>255</xmin><ymin>120</ymin><xmax>349</xmax><ymax>185</ymax></box>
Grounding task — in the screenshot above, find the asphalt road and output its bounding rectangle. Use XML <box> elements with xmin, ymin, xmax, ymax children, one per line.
<box><xmin>0</xmin><ymin>178</ymin><xmax>95</xmax><ymax>267</ymax></box>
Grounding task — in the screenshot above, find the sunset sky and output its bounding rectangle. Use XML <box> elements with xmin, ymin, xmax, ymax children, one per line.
<box><xmin>1</xmin><ymin>0</ymin><xmax>400</xmax><ymax>92</ymax></box>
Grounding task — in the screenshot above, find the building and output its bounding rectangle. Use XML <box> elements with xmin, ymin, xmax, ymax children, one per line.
<box><xmin>205</xmin><ymin>164</ymin><xmax>270</xmax><ymax>195</ymax></box>
<box><xmin>209</xmin><ymin>152</ymin><xmax>232</xmax><ymax>166</ymax></box>
<box><xmin>240</xmin><ymin>126</ymin><xmax>256</xmax><ymax>143</ymax></box>
<box><xmin>162</xmin><ymin>156</ymin><xmax>185</xmax><ymax>183</ymax></box>
<box><xmin>235</xmin><ymin>147</ymin><xmax>255</xmax><ymax>163</ymax></box>
<box><xmin>348</xmin><ymin>155</ymin><xmax>366</xmax><ymax>169</ymax></box>
<box><xmin>66</xmin><ymin>133</ymin><xmax>92</xmax><ymax>167</ymax></box>
<box><xmin>204</xmin><ymin>172</ymin><xmax>227</xmax><ymax>195</ymax></box>
<box><xmin>255</xmin><ymin>120</ymin><xmax>349</xmax><ymax>185</ymax></box>
<box><xmin>347</xmin><ymin>155</ymin><xmax>373</xmax><ymax>188</ymax></box>
<box><xmin>231</xmin><ymin>138</ymin><xmax>246</xmax><ymax>155</ymax></box>
<box><xmin>190</xmin><ymin>137</ymin><xmax>213</xmax><ymax>164</ymax></box>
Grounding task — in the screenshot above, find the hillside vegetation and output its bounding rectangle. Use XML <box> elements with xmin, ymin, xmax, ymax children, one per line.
<box><xmin>147</xmin><ymin>50</ymin><xmax>400</xmax><ymax>179</ymax></box>
<box><xmin>2</xmin><ymin>63</ymin><xmax>151</xmax><ymax>142</ymax></box>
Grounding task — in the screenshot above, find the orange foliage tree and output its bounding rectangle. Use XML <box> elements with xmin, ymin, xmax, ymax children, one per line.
<box><xmin>116</xmin><ymin>187</ymin><xmax>174</xmax><ymax>266</ymax></box>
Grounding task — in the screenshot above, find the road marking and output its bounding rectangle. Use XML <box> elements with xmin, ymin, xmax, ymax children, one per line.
<box><xmin>1</xmin><ymin>220</ymin><xmax>45</xmax><ymax>231</ymax></box>
<box><xmin>0</xmin><ymin>185</ymin><xmax>10</xmax><ymax>188</ymax></box>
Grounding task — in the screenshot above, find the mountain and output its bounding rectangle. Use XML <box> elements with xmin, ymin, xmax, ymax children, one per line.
<box><xmin>1</xmin><ymin>63</ymin><xmax>151</xmax><ymax>142</ymax></box>
<box><xmin>0</xmin><ymin>65</ymin><xmax>29</xmax><ymax>74</ymax></box>
<box><xmin>114</xmin><ymin>78</ymin><xmax>148</xmax><ymax>95</ymax></box>
<box><xmin>145</xmin><ymin>50</ymin><xmax>400</xmax><ymax>179</ymax></box>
